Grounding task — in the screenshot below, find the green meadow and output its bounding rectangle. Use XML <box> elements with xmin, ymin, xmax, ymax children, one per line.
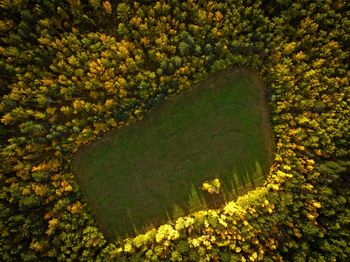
<box><xmin>73</xmin><ymin>69</ymin><xmax>274</xmax><ymax>240</ymax></box>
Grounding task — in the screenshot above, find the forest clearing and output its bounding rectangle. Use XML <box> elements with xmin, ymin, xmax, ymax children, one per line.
<box><xmin>73</xmin><ymin>69</ymin><xmax>273</xmax><ymax>239</ymax></box>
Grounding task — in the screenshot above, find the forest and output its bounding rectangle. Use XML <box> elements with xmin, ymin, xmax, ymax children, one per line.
<box><xmin>0</xmin><ymin>0</ymin><xmax>349</xmax><ymax>261</ymax></box>
<box><xmin>72</xmin><ymin>68</ymin><xmax>274</xmax><ymax>240</ymax></box>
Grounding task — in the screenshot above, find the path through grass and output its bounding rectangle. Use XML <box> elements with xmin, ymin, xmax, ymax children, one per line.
<box><xmin>73</xmin><ymin>69</ymin><xmax>274</xmax><ymax>240</ymax></box>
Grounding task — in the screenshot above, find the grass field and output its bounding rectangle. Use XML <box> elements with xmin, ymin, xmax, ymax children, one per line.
<box><xmin>73</xmin><ymin>69</ymin><xmax>274</xmax><ymax>240</ymax></box>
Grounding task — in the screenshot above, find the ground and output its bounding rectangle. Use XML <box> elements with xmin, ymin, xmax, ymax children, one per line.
<box><xmin>73</xmin><ymin>68</ymin><xmax>274</xmax><ymax>240</ymax></box>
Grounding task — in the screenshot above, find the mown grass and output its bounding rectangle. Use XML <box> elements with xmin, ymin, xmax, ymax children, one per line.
<box><xmin>73</xmin><ymin>69</ymin><xmax>274</xmax><ymax>240</ymax></box>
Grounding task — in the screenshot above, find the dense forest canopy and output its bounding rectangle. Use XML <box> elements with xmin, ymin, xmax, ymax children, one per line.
<box><xmin>0</xmin><ymin>0</ymin><xmax>349</xmax><ymax>261</ymax></box>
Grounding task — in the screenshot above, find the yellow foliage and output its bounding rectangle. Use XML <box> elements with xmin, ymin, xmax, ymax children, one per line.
<box><xmin>1</xmin><ymin>113</ymin><xmax>13</xmax><ymax>125</ymax></box>
<box><xmin>179</xmin><ymin>66</ymin><xmax>188</xmax><ymax>74</ymax></box>
<box><xmin>22</xmin><ymin>187</ymin><xmax>31</xmax><ymax>196</ymax></box>
<box><xmin>60</xmin><ymin>180</ymin><xmax>73</xmax><ymax>192</ymax></box>
<box><xmin>306</xmin><ymin>213</ymin><xmax>316</xmax><ymax>220</ymax></box>
<box><xmin>89</xmin><ymin>60</ymin><xmax>104</xmax><ymax>74</ymax></box>
<box><xmin>104</xmin><ymin>81</ymin><xmax>117</xmax><ymax>94</ymax></box>
<box><xmin>34</xmin><ymin>111</ymin><xmax>46</xmax><ymax>120</ymax></box>
<box><xmin>44</xmin><ymin>211</ymin><xmax>55</xmax><ymax>220</ymax></box>
<box><xmin>175</xmin><ymin>217</ymin><xmax>195</xmax><ymax>231</ymax></box>
<box><xmin>283</xmin><ymin>42</ymin><xmax>297</xmax><ymax>55</ymax></box>
<box><xmin>155</xmin><ymin>224</ymin><xmax>179</xmax><ymax>243</ymax></box>
<box><xmin>67</xmin><ymin>201</ymin><xmax>83</xmax><ymax>213</ymax></box>
<box><xmin>41</xmin><ymin>78</ymin><xmax>54</xmax><ymax>86</ymax></box>
<box><xmin>93</xmin><ymin>122</ymin><xmax>108</xmax><ymax>133</ymax></box>
<box><xmin>46</xmin><ymin>218</ymin><xmax>59</xmax><ymax>236</ymax></box>
<box><xmin>201</xmin><ymin>178</ymin><xmax>221</xmax><ymax>194</ymax></box>
<box><xmin>32</xmin><ymin>183</ymin><xmax>47</xmax><ymax>197</ymax></box>
<box><xmin>73</xmin><ymin>99</ymin><xmax>85</xmax><ymax>110</ymax></box>
<box><xmin>117</xmin><ymin>43</ymin><xmax>129</xmax><ymax>58</ymax></box>
<box><xmin>117</xmin><ymin>77</ymin><xmax>127</xmax><ymax>87</ymax></box>
<box><xmin>249</xmin><ymin>252</ymin><xmax>258</xmax><ymax>261</ymax></box>
<box><xmin>99</xmin><ymin>33</ymin><xmax>109</xmax><ymax>43</ymax></box>
<box><xmin>46</xmin><ymin>107</ymin><xmax>56</xmax><ymax>115</ymax></box>
<box><xmin>211</xmin><ymin>27</ymin><xmax>223</xmax><ymax>37</ymax></box>
<box><xmin>103</xmin><ymin>1</ymin><xmax>112</xmax><ymax>14</ymax></box>
<box><xmin>130</xmin><ymin>16</ymin><xmax>141</xmax><ymax>27</ymax></box>
<box><xmin>315</xmin><ymin>149</ymin><xmax>322</xmax><ymax>156</ymax></box>
<box><xmin>89</xmin><ymin>91</ymin><xmax>100</xmax><ymax>100</ymax></box>
<box><xmin>125</xmin><ymin>57</ymin><xmax>134</xmax><ymax>66</ymax></box>
<box><xmin>124</xmin><ymin>242</ymin><xmax>133</xmax><ymax>253</ymax></box>
<box><xmin>105</xmin><ymin>99</ymin><xmax>115</xmax><ymax>109</ymax></box>
<box><xmin>119</xmin><ymin>63</ymin><xmax>128</xmax><ymax>74</ymax></box>
<box><xmin>141</xmin><ymin>37</ymin><xmax>150</xmax><ymax>47</ymax></box>
<box><xmin>326</xmin><ymin>40</ymin><xmax>339</xmax><ymax>50</ymax></box>
<box><xmin>119</xmin><ymin>88</ymin><xmax>127</xmax><ymax>98</ymax></box>
<box><xmin>107</xmin><ymin>118</ymin><xmax>117</xmax><ymax>127</ymax></box>
<box><xmin>294</xmin><ymin>228</ymin><xmax>302</xmax><ymax>238</ymax></box>
<box><xmin>270</xmin><ymin>184</ymin><xmax>279</xmax><ymax>191</ymax></box>
<box><xmin>30</xmin><ymin>241</ymin><xmax>44</xmax><ymax>252</ymax></box>
<box><xmin>169</xmin><ymin>29</ymin><xmax>177</xmax><ymax>35</ymax></box>
<box><xmin>310</xmin><ymin>200</ymin><xmax>321</xmax><ymax>209</ymax></box>
<box><xmin>60</xmin><ymin>106</ymin><xmax>71</xmax><ymax>115</ymax></box>
<box><xmin>214</xmin><ymin>11</ymin><xmax>223</xmax><ymax>21</ymax></box>
<box><xmin>313</xmin><ymin>58</ymin><xmax>326</xmax><ymax>69</ymax></box>
<box><xmin>223</xmin><ymin>202</ymin><xmax>241</xmax><ymax>216</ymax></box>
<box><xmin>32</xmin><ymin>159</ymin><xmax>60</xmax><ymax>172</ymax></box>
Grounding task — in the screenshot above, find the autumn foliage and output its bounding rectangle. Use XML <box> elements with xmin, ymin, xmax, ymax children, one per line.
<box><xmin>0</xmin><ymin>0</ymin><xmax>349</xmax><ymax>261</ymax></box>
